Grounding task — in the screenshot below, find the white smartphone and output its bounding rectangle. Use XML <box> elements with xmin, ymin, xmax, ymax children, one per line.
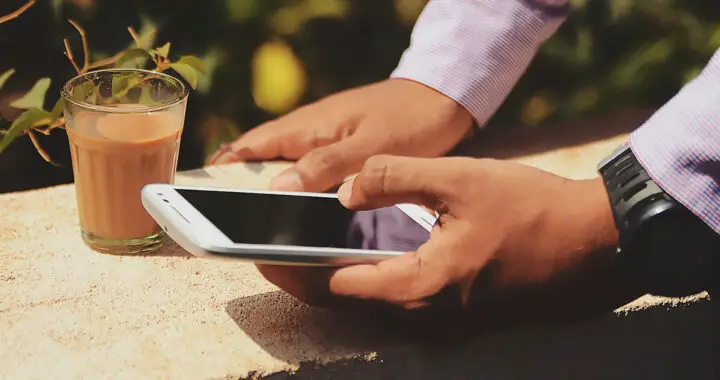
<box><xmin>141</xmin><ymin>184</ymin><xmax>438</xmax><ymax>266</ymax></box>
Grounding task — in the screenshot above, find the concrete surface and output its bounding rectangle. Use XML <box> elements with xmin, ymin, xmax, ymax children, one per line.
<box><xmin>0</xmin><ymin>110</ymin><xmax>713</xmax><ymax>379</ymax></box>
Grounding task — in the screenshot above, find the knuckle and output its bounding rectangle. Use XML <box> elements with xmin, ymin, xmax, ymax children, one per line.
<box><xmin>361</xmin><ymin>155</ymin><xmax>393</xmax><ymax>192</ymax></box>
<box><xmin>308</xmin><ymin>126</ymin><xmax>339</xmax><ymax>149</ymax></box>
<box><xmin>298</xmin><ymin>148</ymin><xmax>344</xmax><ymax>181</ymax></box>
<box><xmin>439</xmin><ymin>157</ymin><xmax>483</xmax><ymax>193</ymax></box>
<box><xmin>398</xmin><ymin>252</ymin><xmax>426</xmax><ymax>305</ymax></box>
<box><xmin>398</xmin><ymin>252</ymin><xmax>453</xmax><ymax>309</ymax></box>
<box><xmin>363</xmin><ymin>154</ymin><xmax>396</xmax><ymax>171</ymax></box>
<box><xmin>311</xmin><ymin>148</ymin><xmax>344</xmax><ymax>171</ymax></box>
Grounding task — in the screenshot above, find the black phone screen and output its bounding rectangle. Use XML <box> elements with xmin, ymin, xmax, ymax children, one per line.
<box><xmin>177</xmin><ymin>189</ymin><xmax>365</xmax><ymax>249</ymax></box>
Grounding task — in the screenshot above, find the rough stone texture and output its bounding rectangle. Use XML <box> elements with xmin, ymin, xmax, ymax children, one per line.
<box><xmin>0</xmin><ymin>113</ymin><xmax>710</xmax><ymax>379</ymax></box>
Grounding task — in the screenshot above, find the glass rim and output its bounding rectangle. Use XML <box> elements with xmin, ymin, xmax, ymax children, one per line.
<box><xmin>61</xmin><ymin>68</ymin><xmax>189</xmax><ymax>113</ymax></box>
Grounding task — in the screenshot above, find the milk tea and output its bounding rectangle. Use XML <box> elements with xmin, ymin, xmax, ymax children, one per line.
<box><xmin>66</xmin><ymin>109</ymin><xmax>183</xmax><ymax>252</ymax></box>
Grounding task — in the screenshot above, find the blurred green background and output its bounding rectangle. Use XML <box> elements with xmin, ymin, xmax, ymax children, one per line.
<box><xmin>1</xmin><ymin>0</ymin><xmax>719</xmax><ymax>192</ymax></box>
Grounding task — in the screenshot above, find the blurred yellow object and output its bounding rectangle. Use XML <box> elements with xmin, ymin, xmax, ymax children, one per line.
<box><xmin>226</xmin><ymin>0</ymin><xmax>259</xmax><ymax>22</ymax></box>
<box><xmin>521</xmin><ymin>92</ymin><xmax>556</xmax><ymax>126</ymax></box>
<box><xmin>270</xmin><ymin>0</ymin><xmax>349</xmax><ymax>35</ymax></box>
<box><xmin>395</xmin><ymin>0</ymin><xmax>426</xmax><ymax>24</ymax></box>
<box><xmin>252</xmin><ymin>40</ymin><xmax>307</xmax><ymax>115</ymax></box>
<box><xmin>571</xmin><ymin>86</ymin><xmax>599</xmax><ymax>112</ymax></box>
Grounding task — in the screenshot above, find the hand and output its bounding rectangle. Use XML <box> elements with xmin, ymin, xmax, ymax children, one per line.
<box><xmin>258</xmin><ymin>155</ymin><xmax>620</xmax><ymax>310</ymax></box>
<box><xmin>207</xmin><ymin>79</ymin><xmax>473</xmax><ymax>192</ymax></box>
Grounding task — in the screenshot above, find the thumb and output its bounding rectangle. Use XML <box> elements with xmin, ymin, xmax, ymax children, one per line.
<box><xmin>338</xmin><ymin>155</ymin><xmax>456</xmax><ymax>211</ymax></box>
<box><xmin>270</xmin><ymin>136</ymin><xmax>375</xmax><ymax>192</ymax></box>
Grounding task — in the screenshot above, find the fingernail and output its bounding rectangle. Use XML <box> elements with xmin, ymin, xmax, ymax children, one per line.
<box><xmin>337</xmin><ymin>179</ymin><xmax>354</xmax><ymax>203</ymax></box>
<box><xmin>270</xmin><ymin>170</ymin><xmax>304</xmax><ymax>191</ymax></box>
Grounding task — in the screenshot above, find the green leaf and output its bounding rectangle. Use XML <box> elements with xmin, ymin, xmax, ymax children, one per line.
<box><xmin>609</xmin><ymin>0</ymin><xmax>633</xmax><ymax>21</ymax></box>
<box><xmin>70</xmin><ymin>80</ymin><xmax>96</xmax><ymax>103</ymax></box>
<box><xmin>117</xmin><ymin>48</ymin><xmax>152</xmax><ymax>67</ymax></box>
<box><xmin>50</xmin><ymin>99</ymin><xmax>64</xmax><ymax>125</ymax></box>
<box><xmin>170</xmin><ymin>62</ymin><xmax>199</xmax><ymax>89</ymax></box>
<box><xmin>610</xmin><ymin>39</ymin><xmax>674</xmax><ymax>88</ymax></box>
<box><xmin>0</xmin><ymin>69</ymin><xmax>15</xmax><ymax>92</ymax></box>
<box><xmin>0</xmin><ymin>108</ymin><xmax>52</xmax><ymax>154</ymax></box>
<box><xmin>111</xmin><ymin>75</ymin><xmax>130</xmax><ymax>96</ymax></box>
<box><xmin>111</xmin><ymin>75</ymin><xmax>142</xmax><ymax>100</ymax></box>
<box><xmin>175</xmin><ymin>56</ymin><xmax>206</xmax><ymax>74</ymax></box>
<box><xmin>51</xmin><ymin>0</ymin><xmax>64</xmax><ymax>19</ymax></box>
<box><xmin>10</xmin><ymin>78</ymin><xmax>51</xmax><ymax>110</ymax></box>
<box><xmin>138</xmin><ymin>86</ymin><xmax>156</xmax><ymax>106</ymax></box>
<box><xmin>132</xmin><ymin>17</ymin><xmax>158</xmax><ymax>50</ymax></box>
<box><xmin>155</xmin><ymin>42</ymin><xmax>171</xmax><ymax>59</ymax></box>
<box><xmin>196</xmin><ymin>48</ymin><xmax>222</xmax><ymax>95</ymax></box>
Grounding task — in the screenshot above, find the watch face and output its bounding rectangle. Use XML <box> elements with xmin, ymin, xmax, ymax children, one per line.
<box><xmin>629</xmin><ymin>206</ymin><xmax>719</xmax><ymax>297</ymax></box>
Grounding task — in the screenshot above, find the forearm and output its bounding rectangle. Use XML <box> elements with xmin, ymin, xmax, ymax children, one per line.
<box><xmin>630</xmin><ymin>49</ymin><xmax>720</xmax><ymax>234</ymax></box>
<box><xmin>391</xmin><ymin>0</ymin><xmax>570</xmax><ymax>127</ymax></box>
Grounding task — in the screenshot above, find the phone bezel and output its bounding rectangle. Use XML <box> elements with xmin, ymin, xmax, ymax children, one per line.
<box><xmin>142</xmin><ymin>184</ymin><xmax>428</xmax><ymax>264</ymax></box>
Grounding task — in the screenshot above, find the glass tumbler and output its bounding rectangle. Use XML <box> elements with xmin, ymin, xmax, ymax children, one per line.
<box><xmin>61</xmin><ymin>69</ymin><xmax>188</xmax><ymax>254</ymax></box>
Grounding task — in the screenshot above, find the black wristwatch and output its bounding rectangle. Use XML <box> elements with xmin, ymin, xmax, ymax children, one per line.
<box><xmin>598</xmin><ymin>144</ymin><xmax>719</xmax><ymax>297</ymax></box>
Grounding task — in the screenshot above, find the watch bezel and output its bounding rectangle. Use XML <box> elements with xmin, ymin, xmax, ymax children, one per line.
<box><xmin>597</xmin><ymin>142</ymin><xmax>630</xmax><ymax>172</ymax></box>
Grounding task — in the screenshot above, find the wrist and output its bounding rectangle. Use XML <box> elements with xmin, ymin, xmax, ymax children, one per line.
<box><xmin>573</xmin><ymin>177</ymin><xmax>620</xmax><ymax>251</ymax></box>
<box><xmin>563</xmin><ymin>178</ymin><xmax>619</xmax><ymax>261</ymax></box>
<box><xmin>389</xmin><ymin>78</ymin><xmax>475</xmax><ymax>138</ymax></box>
<box><xmin>542</xmin><ymin>177</ymin><xmax>619</xmax><ymax>282</ymax></box>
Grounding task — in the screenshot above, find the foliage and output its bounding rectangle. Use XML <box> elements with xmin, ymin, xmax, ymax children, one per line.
<box><xmin>497</xmin><ymin>1</ymin><xmax>720</xmax><ymax>126</ymax></box>
<box><xmin>0</xmin><ymin>0</ymin><xmax>205</xmax><ymax>164</ymax></box>
<box><xmin>2</xmin><ymin>0</ymin><xmax>720</xmax><ymax>169</ymax></box>
<box><xmin>176</xmin><ymin>0</ymin><xmax>720</xmax><ymax>152</ymax></box>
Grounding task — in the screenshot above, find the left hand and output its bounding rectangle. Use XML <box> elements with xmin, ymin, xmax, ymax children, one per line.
<box><xmin>257</xmin><ymin>155</ymin><xmax>620</xmax><ymax>310</ymax></box>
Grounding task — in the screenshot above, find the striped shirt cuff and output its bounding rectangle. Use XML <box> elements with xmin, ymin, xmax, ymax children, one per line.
<box><xmin>390</xmin><ymin>0</ymin><xmax>569</xmax><ymax>127</ymax></box>
<box><xmin>630</xmin><ymin>49</ymin><xmax>720</xmax><ymax>234</ymax></box>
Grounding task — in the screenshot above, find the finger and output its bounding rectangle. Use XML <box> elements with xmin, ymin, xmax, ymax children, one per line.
<box><xmin>269</xmin><ymin>136</ymin><xmax>375</xmax><ymax>192</ymax></box>
<box><xmin>208</xmin><ymin>121</ymin><xmax>298</xmax><ymax>165</ymax></box>
<box><xmin>254</xmin><ymin>264</ymin><xmax>336</xmax><ymax>307</ymax></box>
<box><xmin>337</xmin><ymin>155</ymin><xmax>457</xmax><ymax>211</ymax></box>
<box><xmin>208</xmin><ymin>115</ymin><xmax>343</xmax><ymax>165</ymax></box>
<box><xmin>208</xmin><ymin>122</ymin><xmax>282</xmax><ymax>165</ymax></box>
<box><xmin>328</xmin><ymin>235</ymin><xmax>452</xmax><ymax>308</ymax></box>
<box><xmin>206</xmin><ymin>141</ymin><xmax>232</xmax><ymax>164</ymax></box>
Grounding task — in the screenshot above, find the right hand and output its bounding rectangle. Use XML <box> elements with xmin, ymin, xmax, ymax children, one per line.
<box><xmin>256</xmin><ymin>155</ymin><xmax>621</xmax><ymax>310</ymax></box>
<box><xmin>207</xmin><ymin>78</ymin><xmax>474</xmax><ymax>192</ymax></box>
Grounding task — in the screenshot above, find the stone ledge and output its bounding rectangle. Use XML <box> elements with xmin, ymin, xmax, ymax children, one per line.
<box><xmin>0</xmin><ymin>110</ymin><xmax>711</xmax><ymax>379</ymax></box>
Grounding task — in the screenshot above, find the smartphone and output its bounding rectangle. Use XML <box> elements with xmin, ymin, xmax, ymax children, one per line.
<box><xmin>141</xmin><ymin>184</ymin><xmax>437</xmax><ymax>266</ymax></box>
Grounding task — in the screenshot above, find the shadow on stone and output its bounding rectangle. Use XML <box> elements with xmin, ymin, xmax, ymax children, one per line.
<box><xmin>244</xmin><ymin>162</ymin><xmax>266</xmax><ymax>174</ymax></box>
<box><xmin>227</xmin><ymin>260</ymin><xmax>719</xmax><ymax>379</ymax></box>
<box><xmin>255</xmin><ymin>299</ymin><xmax>720</xmax><ymax>380</ymax></box>
<box><xmin>140</xmin><ymin>238</ymin><xmax>193</xmax><ymax>258</ymax></box>
<box><xmin>176</xmin><ymin>168</ymin><xmax>214</xmax><ymax>179</ymax></box>
<box><xmin>225</xmin><ymin>291</ymin><xmax>407</xmax><ymax>364</ymax></box>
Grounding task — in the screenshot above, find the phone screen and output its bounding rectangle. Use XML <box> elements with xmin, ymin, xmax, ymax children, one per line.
<box><xmin>176</xmin><ymin>189</ymin><xmax>429</xmax><ymax>251</ymax></box>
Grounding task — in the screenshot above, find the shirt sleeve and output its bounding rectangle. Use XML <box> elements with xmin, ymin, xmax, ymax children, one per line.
<box><xmin>390</xmin><ymin>0</ymin><xmax>570</xmax><ymax>127</ymax></box>
<box><xmin>630</xmin><ymin>49</ymin><xmax>720</xmax><ymax>234</ymax></box>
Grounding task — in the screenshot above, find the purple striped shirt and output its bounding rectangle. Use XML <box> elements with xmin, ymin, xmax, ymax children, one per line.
<box><xmin>385</xmin><ymin>0</ymin><xmax>720</xmax><ymax>235</ymax></box>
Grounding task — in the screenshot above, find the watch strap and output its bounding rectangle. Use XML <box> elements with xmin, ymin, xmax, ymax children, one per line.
<box><xmin>598</xmin><ymin>144</ymin><xmax>720</xmax><ymax>296</ymax></box>
<box><xmin>598</xmin><ymin>145</ymin><xmax>674</xmax><ymax>245</ymax></box>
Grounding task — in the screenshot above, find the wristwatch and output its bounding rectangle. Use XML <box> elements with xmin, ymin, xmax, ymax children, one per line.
<box><xmin>597</xmin><ymin>143</ymin><xmax>719</xmax><ymax>297</ymax></box>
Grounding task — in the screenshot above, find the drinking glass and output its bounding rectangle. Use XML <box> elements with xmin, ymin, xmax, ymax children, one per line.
<box><xmin>61</xmin><ymin>69</ymin><xmax>188</xmax><ymax>254</ymax></box>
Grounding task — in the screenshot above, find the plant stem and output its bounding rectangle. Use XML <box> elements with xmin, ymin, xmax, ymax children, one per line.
<box><xmin>63</xmin><ymin>39</ymin><xmax>81</xmax><ymax>74</ymax></box>
<box><xmin>32</xmin><ymin>127</ymin><xmax>52</xmax><ymax>136</ymax></box>
<box><xmin>128</xmin><ymin>26</ymin><xmax>140</xmax><ymax>45</ymax></box>
<box><xmin>156</xmin><ymin>61</ymin><xmax>170</xmax><ymax>72</ymax></box>
<box><xmin>0</xmin><ymin>0</ymin><xmax>35</xmax><ymax>25</ymax></box>
<box><xmin>87</xmin><ymin>52</ymin><xmax>124</xmax><ymax>70</ymax></box>
<box><xmin>27</xmin><ymin>130</ymin><xmax>55</xmax><ymax>164</ymax></box>
<box><xmin>67</xmin><ymin>19</ymin><xmax>89</xmax><ymax>72</ymax></box>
